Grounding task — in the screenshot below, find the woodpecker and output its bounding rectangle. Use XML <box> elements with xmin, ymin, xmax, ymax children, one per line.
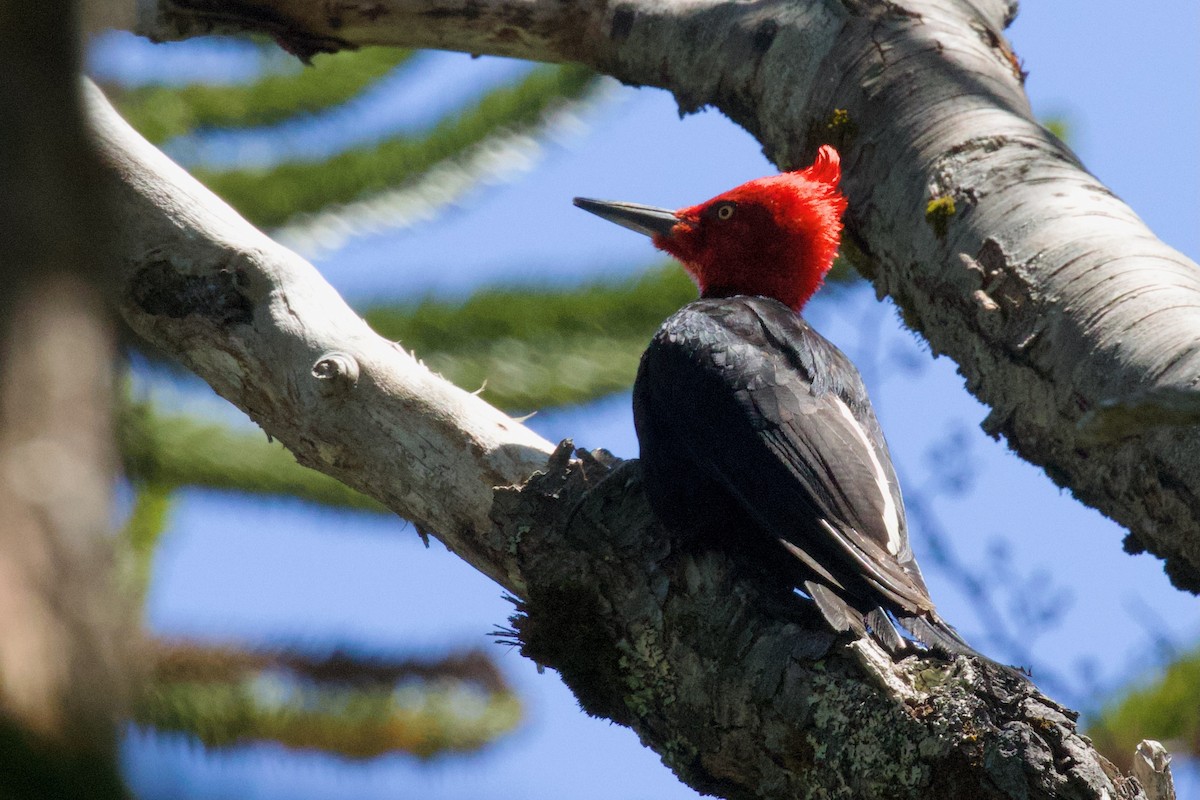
<box><xmin>574</xmin><ymin>146</ymin><xmax>990</xmax><ymax>662</ymax></box>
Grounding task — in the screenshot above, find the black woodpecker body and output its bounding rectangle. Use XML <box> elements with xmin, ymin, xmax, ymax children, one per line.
<box><xmin>575</xmin><ymin>146</ymin><xmax>1004</xmax><ymax>665</ymax></box>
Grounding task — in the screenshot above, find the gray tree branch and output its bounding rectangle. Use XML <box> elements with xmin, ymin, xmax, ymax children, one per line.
<box><xmin>134</xmin><ymin>0</ymin><xmax>1200</xmax><ymax>593</ymax></box>
<box><xmin>87</xmin><ymin>81</ymin><xmax>556</xmax><ymax>595</ymax></box>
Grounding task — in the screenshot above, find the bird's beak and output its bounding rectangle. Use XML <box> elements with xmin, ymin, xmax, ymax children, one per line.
<box><xmin>573</xmin><ymin>198</ymin><xmax>680</xmax><ymax>239</ymax></box>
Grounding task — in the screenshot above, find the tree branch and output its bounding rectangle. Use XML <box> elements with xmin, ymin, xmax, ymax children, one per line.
<box><xmin>500</xmin><ymin>444</ymin><xmax>1138</xmax><ymax>799</ymax></box>
<box><xmin>135</xmin><ymin>0</ymin><xmax>1200</xmax><ymax>592</ymax></box>
<box><xmin>87</xmin><ymin>72</ymin><xmax>1153</xmax><ymax>798</ymax></box>
<box><xmin>88</xmin><ymin>80</ymin><xmax>555</xmax><ymax>593</ymax></box>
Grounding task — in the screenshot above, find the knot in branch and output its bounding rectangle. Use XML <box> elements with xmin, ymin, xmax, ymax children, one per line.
<box><xmin>311</xmin><ymin>351</ymin><xmax>360</xmax><ymax>392</ymax></box>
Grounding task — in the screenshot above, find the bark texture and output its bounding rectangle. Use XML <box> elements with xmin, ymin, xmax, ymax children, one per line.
<box><xmin>502</xmin><ymin>446</ymin><xmax>1139</xmax><ymax>800</ymax></box>
<box><xmin>86</xmin><ymin>75</ymin><xmax>1152</xmax><ymax>798</ymax></box>
<box><xmin>136</xmin><ymin>0</ymin><xmax>1200</xmax><ymax>591</ymax></box>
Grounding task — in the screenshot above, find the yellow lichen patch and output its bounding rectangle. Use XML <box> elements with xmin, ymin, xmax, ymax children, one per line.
<box><xmin>827</xmin><ymin>107</ymin><xmax>854</xmax><ymax>136</ymax></box>
<box><xmin>925</xmin><ymin>195</ymin><xmax>957</xmax><ymax>239</ymax></box>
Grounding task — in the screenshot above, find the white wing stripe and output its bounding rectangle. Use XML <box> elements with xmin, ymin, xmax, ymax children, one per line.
<box><xmin>830</xmin><ymin>397</ymin><xmax>902</xmax><ymax>556</ymax></box>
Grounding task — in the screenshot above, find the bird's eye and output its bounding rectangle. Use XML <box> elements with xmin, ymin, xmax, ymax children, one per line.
<box><xmin>716</xmin><ymin>203</ymin><xmax>735</xmax><ymax>220</ymax></box>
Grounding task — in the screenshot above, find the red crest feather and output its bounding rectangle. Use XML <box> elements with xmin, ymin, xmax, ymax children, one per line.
<box><xmin>653</xmin><ymin>145</ymin><xmax>848</xmax><ymax>311</ymax></box>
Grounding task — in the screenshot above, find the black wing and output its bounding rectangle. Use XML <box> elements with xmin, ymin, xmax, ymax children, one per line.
<box><xmin>633</xmin><ymin>296</ymin><xmax>934</xmax><ymax>618</ymax></box>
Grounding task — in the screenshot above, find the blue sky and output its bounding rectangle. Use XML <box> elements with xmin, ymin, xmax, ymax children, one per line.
<box><xmin>90</xmin><ymin>1</ymin><xmax>1200</xmax><ymax>797</ymax></box>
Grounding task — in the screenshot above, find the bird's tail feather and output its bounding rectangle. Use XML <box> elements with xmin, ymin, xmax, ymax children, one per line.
<box><xmin>804</xmin><ymin>581</ymin><xmax>866</xmax><ymax>637</ymax></box>
<box><xmin>899</xmin><ymin>613</ymin><xmax>1029</xmax><ymax>681</ymax></box>
<box><xmin>900</xmin><ymin>613</ymin><xmax>977</xmax><ymax>658</ymax></box>
<box><xmin>804</xmin><ymin>581</ymin><xmax>1028</xmax><ymax>681</ymax></box>
<box><xmin>865</xmin><ymin>607</ymin><xmax>906</xmax><ymax>655</ymax></box>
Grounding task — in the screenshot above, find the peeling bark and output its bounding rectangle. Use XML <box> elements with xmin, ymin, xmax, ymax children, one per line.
<box><xmin>134</xmin><ymin>0</ymin><xmax>1200</xmax><ymax>591</ymax></box>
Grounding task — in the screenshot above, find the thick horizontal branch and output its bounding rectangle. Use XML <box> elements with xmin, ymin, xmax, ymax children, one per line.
<box><xmin>135</xmin><ymin>0</ymin><xmax>1200</xmax><ymax>591</ymax></box>
<box><xmin>138</xmin><ymin>0</ymin><xmax>608</xmax><ymax>63</ymax></box>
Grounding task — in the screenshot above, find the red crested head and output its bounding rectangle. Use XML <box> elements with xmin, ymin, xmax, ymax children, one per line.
<box><xmin>653</xmin><ymin>145</ymin><xmax>847</xmax><ymax>312</ymax></box>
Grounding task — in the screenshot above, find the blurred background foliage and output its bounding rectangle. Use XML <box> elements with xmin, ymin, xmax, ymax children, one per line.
<box><xmin>106</xmin><ymin>47</ymin><xmax>415</xmax><ymax>144</ymax></box>
<box><xmin>96</xmin><ymin>36</ymin><xmax>1194</xmax><ymax>787</ymax></box>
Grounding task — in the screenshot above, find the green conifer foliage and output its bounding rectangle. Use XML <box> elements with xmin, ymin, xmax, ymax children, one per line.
<box><xmin>1088</xmin><ymin>650</ymin><xmax>1200</xmax><ymax>768</ymax></box>
<box><xmin>120</xmin><ymin>400</ymin><xmax>380</xmax><ymax>510</ymax></box>
<box><xmin>366</xmin><ymin>265</ymin><xmax>698</xmax><ymax>409</ymax></box>
<box><xmin>192</xmin><ymin>65</ymin><xmax>599</xmax><ymax>227</ymax></box>
<box><xmin>122</xmin><ymin>482</ymin><xmax>175</xmax><ymax>593</ymax></box>
<box><xmin>109</xmin><ymin>47</ymin><xmax>414</xmax><ymax>144</ymax></box>
<box><xmin>139</xmin><ymin>644</ymin><xmax>521</xmax><ymax>758</ymax></box>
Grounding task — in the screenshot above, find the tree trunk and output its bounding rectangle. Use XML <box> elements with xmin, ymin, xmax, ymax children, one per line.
<box><xmin>134</xmin><ymin>0</ymin><xmax>1200</xmax><ymax>592</ymax></box>
<box><xmin>0</xmin><ymin>1</ymin><xmax>134</xmax><ymax>795</ymax></box>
